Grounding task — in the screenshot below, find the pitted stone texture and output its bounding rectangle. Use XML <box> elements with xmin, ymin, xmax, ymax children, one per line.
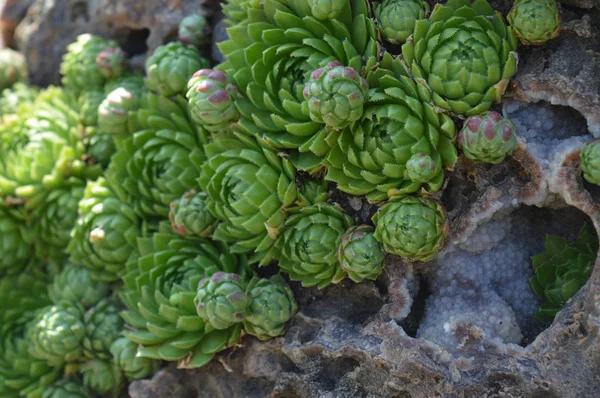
<box><xmin>11</xmin><ymin>0</ymin><xmax>214</xmax><ymax>86</ymax></box>
<box><xmin>511</xmin><ymin>23</ymin><xmax>600</xmax><ymax>136</ymax></box>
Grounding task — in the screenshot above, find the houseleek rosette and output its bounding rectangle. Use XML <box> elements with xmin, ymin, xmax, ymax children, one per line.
<box><xmin>401</xmin><ymin>0</ymin><xmax>518</xmax><ymax>116</ymax></box>
<box><xmin>218</xmin><ymin>0</ymin><xmax>378</xmax><ymax>170</ymax></box>
<box><xmin>373</xmin><ymin>195</ymin><xmax>448</xmax><ymax>261</ymax></box>
<box><xmin>457</xmin><ymin>111</ymin><xmax>517</xmax><ymax>164</ymax></box>
<box><xmin>274</xmin><ymin>203</ymin><xmax>353</xmax><ymax>289</ymax></box>
<box><xmin>110</xmin><ymin>337</ymin><xmax>158</xmax><ymax>380</ymax></box>
<box><xmin>307</xmin><ymin>0</ymin><xmax>346</xmax><ymax>20</ymax></box>
<box><xmin>0</xmin><ymin>87</ymin><xmax>101</xmax><ymax>199</ymax></box>
<box><xmin>178</xmin><ymin>14</ymin><xmax>210</xmax><ymax>46</ymax></box>
<box><xmin>198</xmin><ymin>131</ymin><xmax>297</xmax><ymax>264</ymax></box>
<box><xmin>169</xmin><ymin>189</ymin><xmax>217</xmax><ymax>238</ymax></box>
<box><xmin>27</xmin><ymin>177</ymin><xmax>85</xmax><ymax>262</ymax></box>
<box><xmin>325</xmin><ymin>53</ymin><xmax>458</xmax><ymax>202</ymax></box>
<box><xmin>41</xmin><ymin>379</ymin><xmax>91</xmax><ymax>398</ymax></box>
<box><xmin>96</xmin><ymin>47</ymin><xmax>126</xmax><ymax>80</ymax></box>
<box><xmin>0</xmin><ymin>273</ymin><xmax>60</xmax><ymax>398</ymax></box>
<box><xmin>78</xmin><ymin>90</ymin><xmax>106</xmax><ymax>127</ymax></box>
<box><xmin>81</xmin><ymin>359</ymin><xmax>122</xmax><ymax>396</ymax></box>
<box><xmin>580</xmin><ymin>140</ymin><xmax>600</xmax><ymax>185</ymax></box>
<box><xmin>0</xmin><ymin>48</ymin><xmax>26</xmax><ymax>91</ymax></box>
<box><xmin>337</xmin><ymin>225</ymin><xmax>385</xmax><ymax>282</ymax></box>
<box><xmin>243</xmin><ymin>275</ymin><xmax>297</xmax><ymax>340</ymax></box>
<box><xmin>68</xmin><ymin>178</ymin><xmax>141</xmax><ymax>282</ymax></box>
<box><xmin>0</xmin><ymin>82</ymin><xmax>38</xmax><ymax>116</ymax></box>
<box><xmin>145</xmin><ymin>42</ymin><xmax>209</xmax><ymax>97</ymax></box>
<box><xmin>98</xmin><ymin>75</ymin><xmax>147</xmax><ymax>135</ymax></box>
<box><xmin>508</xmin><ymin>0</ymin><xmax>561</xmax><ymax>46</ymax></box>
<box><xmin>48</xmin><ymin>264</ymin><xmax>110</xmax><ymax>308</ymax></box>
<box><xmin>27</xmin><ymin>301</ymin><xmax>86</xmax><ymax>366</ymax></box>
<box><xmin>0</xmin><ymin>198</ymin><xmax>33</xmax><ymax>276</ymax></box>
<box><xmin>106</xmin><ymin>93</ymin><xmax>207</xmax><ymax>219</ymax></box>
<box><xmin>530</xmin><ymin>224</ymin><xmax>598</xmax><ymax>324</ymax></box>
<box><xmin>82</xmin><ymin>298</ymin><xmax>124</xmax><ymax>360</ymax></box>
<box><xmin>374</xmin><ymin>0</ymin><xmax>430</xmax><ymax>44</ymax></box>
<box><xmin>120</xmin><ymin>223</ymin><xmax>252</xmax><ymax>368</ymax></box>
<box><xmin>195</xmin><ymin>272</ymin><xmax>251</xmax><ymax>330</ymax></box>
<box><xmin>60</xmin><ymin>34</ymin><xmax>119</xmax><ymax>94</ymax></box>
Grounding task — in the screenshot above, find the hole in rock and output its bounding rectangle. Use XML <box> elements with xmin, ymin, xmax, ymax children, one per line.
<box><xmin>299</xmin><ymin>282</ymin><xmax>384</xmax><ymax>326</ymax></box>
<box><xmin>414</xmin><ymin>203</ymin><xmax>596</xmax><ymax>353</ymax></box>
<box><xmin>399</xmin><ymin>277</ymin><xmax>430</xmax><ymax>338</ymax></box>
<box><xmin>119</xmin><ymin>28</ymin><xmax>150</xmax><ymax>57</ymax></box>
<box><xmin>504</xmin><ymin>101</ymin><xmax>588</xmax><ymax>142</ymax></box>
<box><xmin>314</xmin><ymin>357</ymin><xmax>360</xmax><ymax>391</ymax></box>
<box><xmin>70</xmin><ymin>1</ymin><xmax>89</xmax><ymax>22</ymax></box>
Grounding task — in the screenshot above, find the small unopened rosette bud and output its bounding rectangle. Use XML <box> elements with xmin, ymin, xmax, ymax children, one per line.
<box><xmin>169</xmin><ymin>190</ymin><xmax>217</xmax><ymax>237</ymax></box>
<box><xmin>178</xmin><ymin>14</ymin><xmax>210</xmax><ymax>47</ymax></box>
<box><xmin>337</xmin><ymin>225</ymin><xmax>385</xmax><ymax>282</ymax></box>
<box><xmin>186</xmin><ymin>69</ymin><xmax>240</xmax><ymax>132</ymax></box>
<box><xmin>96</xmin><ymin>47</ymin><xmax>126</xmax><ymax>80</ymax></box>
<box><xmin>307</xmin><ymin>0</ymin><xmax>346</xmax><ymax>20</ymax></box>
<box><xmin>508</xmin><ymin>0</ymin><xmax>561</xmax><ymax>46</ymax></box>
<box><xmin>580</xmin><ymin>139</ymin><xmax>600</xmax><ymax>185</ymax></box>
<box><xmin>243</xmin><ymin>275</ymin><xmax>298</xmax><ymax>341</ymax></box>
<box><xmin>405</xmin><ymin>153</ymin><xmax>439</xmax><ymax>184</ymax></box>
<box><xmin>374</xmin><ymin>0</ymin><xmax>430</xmax><ymax>44</ymax></box>
<box><xmin>194</xmin><ymin>272</ymin><xmax>251</xmax><ymax>330</ymax></box>
<box><xmin>303</xmin><ymin>61</ymin><xmax>368</xmax><ymax>130</ymax></box>
<box><xmin>457</xmin><ymin>111</ymin><xmax>517</xmax><ymax>164</ymax></box>
<box><xmin>372</xmin><ymin>195</ymin><xmax>448</xmax><ymax>262</ymax></box>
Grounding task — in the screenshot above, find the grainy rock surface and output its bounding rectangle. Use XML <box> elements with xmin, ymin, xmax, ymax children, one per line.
<box><xmin>3</xmin><ymin>1</ymin><xmax>600</xmax><ymax>397</ymax></box>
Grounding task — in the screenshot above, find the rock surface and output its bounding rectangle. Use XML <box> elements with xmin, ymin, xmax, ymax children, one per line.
<box><xmin>2</xmin><ymin>1</ymin><xmax>600</xmax><ymax>397</ymax></box>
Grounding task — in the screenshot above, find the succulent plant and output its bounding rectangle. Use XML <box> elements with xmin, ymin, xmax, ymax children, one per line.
<box><xmin>96</xmin><ymin>47</ymin><xmax>126</xmax><ymax>80</ymax></box>
<box><xmin>195</xmin><ymin>272</ymin><xmax>251</xmax><ymax>330</ymax></box>
<box><xmin>82</xmin><ymin>298</ymin><xmax>124</xmax><ymax>360</ymax></box>
<box><xmin>178</xmin><ymin>14</ymin><xmax>211</xmax><ymax>46</ymax></box>
<box><xmin>337</xmin><ymin>225</ymin><xmax>386</xmax><ymax>282</ymax></box>
<box><xmin>120</xmin><ymin>223</ymin><xmax>252</xmax><ymax>368</ymax></box>
<box><xmin>508</xmin><ymin>0</ymin><xmax>561</xmax><ymax>46</ymax></box>
<box><xmin>0</xmin><ymin>273</ymin><xmax>60</xmax><ymax>397</ymax></box>
<box><xmin>530</xmin><ymin>223</ymin><xmax>597</xmax><ymax>324</ymax></box>
<box><xmin>28</xmin><ymin>301</ymin><xmax>86</xmax><ymax>366</ymax></box>
<box><xmin>0</xmin><ymin>48</ymin><xmax>27</xmax><ymax>91</ymax></box>
<box><xmin>81</xmin><ymin>359</ymin><xmax>123</xmax><ymax>396</ymax></box>
<box><xmin>374</xmin><ymin>0</ymin><xmax>430</xmax><ymax>44</ymax></box>
<box><xmin>106</xmin><ymin>93</ymin><xmax>207</xmax><ymax>218</ymax></box>
<box><xmin>48</xmin><ymin>264</ymin><xmax>110</xmax><ymax>308</ymax></box>
<box><xmin>169</xmin><ymin>189</ymin><xmax>217</xmax><ymax>237</ymax></box>
<box><xmin>218</xmin><ymin>0</ymin><xmax>378</xmax><ymax>171</ymax></box>
<box><xmin>98</xmin><ymin>76</ymin><xmax>147</xmax><ymax>135</ymax></box>
<box><xmin>68</xmin><ymin>178</ymin><xmax>141</xmax><ymax>282</ymax></box>
<box><xmin>78</xmin><ymin>90</ymin><xmax>106</xmax><ymax>127</ymax></box>
<box><xmin>110</xmin><ymin>337</ymin><xmax>158</xmax><ymax>381</ymax></box>
<box><xmin>0</xmin><ymin>87</ymin><xmax>101</xmax><ymax>199</ymax></box>
<box><xmin>373</xmin><ymin>195</ymin><xmax>448</xmax><ymax>261</ymax></box>
<box><xmin>303</xmin><ymin>61</ymin><xmax>368</xmax><ymax>130</ymax></box>
<box><xmin>60</xmin><ymin>34</ymin><xmax>118</xmax><ymax>94</ymax></box>
<box><xmin>0</xmin><ymin>82</ymin><xmax>37</xmax><ymax>116</ymax></box>
<box><xmin>186</xmin><ymin>69</ymin><xmax>240</xmax><ymax>133</ymax></box>
<box><xmin>86</xmin><ymin>129</ymin><xmax>116</xmax><ymax>168</ymax></box>
<box><xmin>243</xmin><ymin>275</ymin><xmax>298</xmax><ymax>340</ymax></box>
<box><xmin>401</xmin><ymin>0</ymin><xmax>518</xmax><ymax>116</ymax></box>
<box><xmin>145</xmin><ymin>42</ymin><xmax>209</xmax><ymax>97</ymax></box>
<box><xmin>297</xmin><ymin>177</ymin><xmax>330</xmax><ymax>207</ymax></box>
<box><xmin>307</xmin><ymin>0</ymin><xmax>346</xmax><ymax>19</ymax></box>
<box><xmin>580</xmin><ymin>139</ymin><xmax>600</xmax><ymax>185</ymax></box>
<box><xmin>457</xmin><ymin>111</ymin><xmax>517</xmax><ymax>164</ymax></box>
<box><xmin>324</xmin><ymin>53</ymin><xmax>458</xmax><ymax>201</ymax></box>
<box><xmin>41</xmin><ymin>379</ymin><xmax>91</xmax><ymax>398</ymax></box>
<box><xmin>198</xmin><ymin>131</ymin><xmax>297</xmax><ymax>264</ymax></box>
<box><xmin>0</xmin><ymin>198</ymin><xmax>34</xmax><ymax>276</ymax></box>
<box><xmin>27</xmin><ymin>178</ymin><xmax>85</xmax><ymax>262</ymax></box>
<box><xmin>275</xmin><ymin>203</ymin><xmax>353</xmax><ymax>289</ymax></box>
